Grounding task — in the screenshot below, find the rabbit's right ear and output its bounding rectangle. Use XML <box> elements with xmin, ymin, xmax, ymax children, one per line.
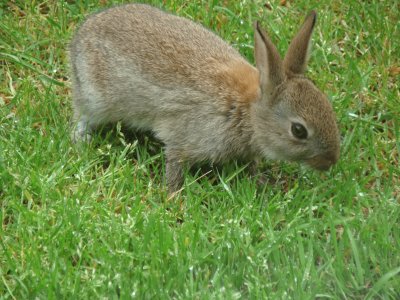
<box><xmin>283</xmin><ymin>11</ymin><xmax>317</xmax><ymax>75</ymax></box>
<box><xmin>254</xmin><ymin>21</ymin><xmax>285</xmax><ymax>96</ymax></box>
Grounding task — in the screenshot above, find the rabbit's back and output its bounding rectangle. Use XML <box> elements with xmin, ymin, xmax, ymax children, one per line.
<box><xmin>70</xmin><ymin>4</ymin><xmax>258</xmax><ymax>110</ymax></box>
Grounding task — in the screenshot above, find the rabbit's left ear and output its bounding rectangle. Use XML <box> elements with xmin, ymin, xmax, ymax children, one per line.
<box><xmin>254</xmin><ymin>21</ymin><xmax>285</xmax><ymax>95</ymax></box>
<box><xmin>283</xmin><ymin>11</ymin><xmax>317</xmax><ymax>75</ymax></box>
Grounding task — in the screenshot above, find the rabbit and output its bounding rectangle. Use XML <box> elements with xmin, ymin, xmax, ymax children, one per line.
<box><xmin>69</xmin><ymin>3</ymin><xmax>340</xmax><ymax>193</ymax></box>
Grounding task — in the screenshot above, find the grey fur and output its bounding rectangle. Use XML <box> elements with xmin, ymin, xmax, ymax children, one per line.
<box><xmin>70</xmin><ymin>4</ymin><xmax>340</xmax><ymax>193</ymax></box>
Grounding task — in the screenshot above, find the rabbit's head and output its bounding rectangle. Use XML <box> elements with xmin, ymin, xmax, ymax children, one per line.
<box><xmin>252</xmin><ymin>11</ymin><xmax>340</xmax><ymax>171</ymax></box>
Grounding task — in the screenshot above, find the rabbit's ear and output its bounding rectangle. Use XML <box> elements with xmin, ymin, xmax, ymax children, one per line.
<box><xmin>283</xmin><ymin>11</ymin><xmax>317</xmax><ymax>75</ymax></box>
<box><xmin>254</xmin><ymin>21</ymin><xmax>285</xmax><ymax>95</ymax></box>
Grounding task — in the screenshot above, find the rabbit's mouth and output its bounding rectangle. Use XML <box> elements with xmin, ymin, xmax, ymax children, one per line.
<box><xmin>306</xmin><ymin>152</ymin><xmax>338</xmax><ymax>171</ymax></box>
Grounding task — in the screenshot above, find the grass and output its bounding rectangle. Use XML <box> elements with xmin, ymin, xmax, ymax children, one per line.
<box><xmin>0</xmin><ymin>0</ymin><xmax>399</xmax><ymax>298</ymax></box>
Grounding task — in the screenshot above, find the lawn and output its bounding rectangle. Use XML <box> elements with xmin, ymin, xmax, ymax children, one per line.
<box><xmin>0</xmin><ymin>0</ymin><xmax>399</xmax><ymax>298</ymax></box>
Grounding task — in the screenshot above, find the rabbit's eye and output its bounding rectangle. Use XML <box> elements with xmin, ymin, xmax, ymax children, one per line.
<box><xmin>291</xmin><ymin>123</ymin><xmax>308</xmax><ymax>139</ymax></box>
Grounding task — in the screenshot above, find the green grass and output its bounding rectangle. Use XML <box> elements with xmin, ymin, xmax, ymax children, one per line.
<box><xmin>1</xmin><ymin>0</ymin><xmax>399</xmax><ymax>298</ymax></box>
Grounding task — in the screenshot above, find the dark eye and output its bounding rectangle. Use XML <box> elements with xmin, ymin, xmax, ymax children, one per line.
<box><xmin>291</xmin><ymin>123</ymin><xmax>308</xmax><ymax>139</ymax></box>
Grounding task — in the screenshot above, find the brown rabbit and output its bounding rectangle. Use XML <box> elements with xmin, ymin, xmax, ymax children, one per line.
<box><xmin>70</xmin><ymin>4</ymin><xmax>340</xmax><ymax>193</ymax></box>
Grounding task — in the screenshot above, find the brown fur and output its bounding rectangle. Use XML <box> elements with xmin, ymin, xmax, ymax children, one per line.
<box><xmin>220</xmin><ymin>60</ymin><xmax>261</xmax><ymax>104</ymax></box>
